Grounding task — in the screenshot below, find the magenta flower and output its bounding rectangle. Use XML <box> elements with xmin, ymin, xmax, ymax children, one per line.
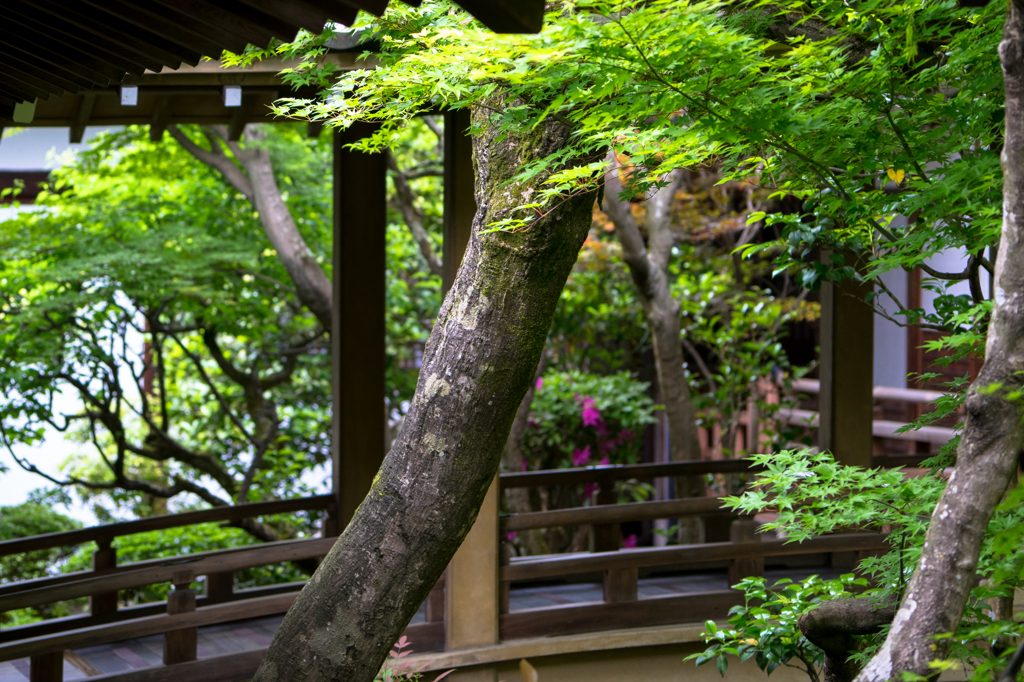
<box><xmin>584</xmin><ymin>482</ymin><xmax>598</xmax><ymax>499</ymax></box>
<box><xmin>572</xmin><ymin>446</ymin><xmax>592</xmax><ymax>467</ymax></box>
<box><xmin>622</xmin><ymin>534</ymin><xmax>638</xmax><ymax>549</ymax></box>
<box><xmin>521</xmin><ymin>459</ymin><xmax>528</xmax><ymax>472</ymax></box>
<box><xmin>582</xmin><ymin>405</ymin><xmax>602</xmax><ymax>427</ymax></box>
<box><xmin>535</xmin><ymin>377</ymin><xmax>543</xmax><ymax>390</ymax></box>
<box><xmin>599</xmin><ymin>456</ymin><xmax>610</xmax><ymax>466</ymax></box>
<box><xmin>507</xmin><ymin>531</ymin><xmax>517</xmax><ymax>541</ymax></box>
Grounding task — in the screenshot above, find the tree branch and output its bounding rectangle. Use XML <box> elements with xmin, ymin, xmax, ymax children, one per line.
<box><xmin>385</xmin><ymin>149</ymin><xmax>443</xmax><ymax>277</ymax></box>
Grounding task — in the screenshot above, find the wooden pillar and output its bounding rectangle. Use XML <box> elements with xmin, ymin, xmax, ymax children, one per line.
<box><xmin>818</xmin><ymin>259</ymin><xmax>874</xmax><ymax>468</ymax></box>
<box><xmin>163</xmin><ymin>571</ymin><xmax>197</xmax><ymax>665</ymax></box>
<box><xmin>330</xmin><ymin>123</ymin><xmax>387</xmax><ymax>533</ymax></box>
<box><xmin>90</xmin><ymin>537</ymin><xmax>117</xmax><ymax>617</ymax></box>
<box><xmin>442</xmin><ymin>109</ymin><xmax>498</xmax><ymax>680</ymax></box>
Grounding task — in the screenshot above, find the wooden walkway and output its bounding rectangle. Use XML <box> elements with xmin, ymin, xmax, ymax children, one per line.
<box><xmin>0</xmin><ymin>567</ymin><xmax>841</xmax><ymax>681</ymax></box>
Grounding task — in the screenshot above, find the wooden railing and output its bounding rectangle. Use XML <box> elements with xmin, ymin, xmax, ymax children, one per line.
<box><xmin>0</xmin><ymin>389</ymin><xmax>948</xmax><ymax>682</ymax></box>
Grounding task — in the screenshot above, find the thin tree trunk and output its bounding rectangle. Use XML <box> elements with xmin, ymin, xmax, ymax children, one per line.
<box><xmin>855</xmin><ymin>6</ymin><xmax>1024</xmax><ymax>679</ymax></box>
<box><xmin>252</xmin><ymin>101</ymin><xmax>597</xmax><ymax>682</ymax></box>
<box><xmin>168</xmin><ymin>125</ymin><xmax>333</xmax><ymax>330</ymax></box>
<box><xmin>603</xmin><ymin>156</ymin><xmax>706</xmax><ymax>541</ymax></box>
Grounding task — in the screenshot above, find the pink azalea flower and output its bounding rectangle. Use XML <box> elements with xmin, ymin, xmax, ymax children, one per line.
<box><xmin>582</xmin><ymin>404</ymin><xmax>602</xmax><ymax>427</ymax></box>
<box><xmin>584</xmin><ymin>482</ymin><xmax>598</xmax><ymax>499</ymax></box>
<box><xmin>507</xmin><ymin>531</ymin><xmax>517</xmax><ymax>541</ymax></box>
<box><xmin>598</xmin><ymin>439</ymin><xmax>616</xmax><ymax>455</ymax></box>
<box><xmin>521</xmin><ymin>459</ymin><xmax>529</xmax><ymax>472</ymax></box>
<box><xmin>599</xmin><ymin>456</ymin><xmax>610</xmax><ymax>466</ymax></box>
<box><xmin>535</xmin><ymin>377</ymin><xmax>543</xmax><ymax>390</ymax></box>
<box><xmin>622</xmin><ymin>534</ymin><xmax>638</xmax><ymax>549</ymax></box>
<box><xmin>572</xmin><ymin>446</ymin><xmax>592</xmax><ymax>467</ymax></box>
<box><xmin>617</xmin><ymin>428</ymin><xmax>633</xmax><ymax>442</ymax></box>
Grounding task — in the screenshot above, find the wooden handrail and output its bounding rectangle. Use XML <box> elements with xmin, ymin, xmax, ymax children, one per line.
<box><xmin>0</xmin><ymin>494</ymin><xmax>331</xmax><ymax>558</ymax></box>
<box><xmin>793</xmin><ymin>378</ymin><xmax>947</xmax><ymax>404</ymax></box>
<box><xmin>502</xmin><ymin>496</ymin><xmax>733</xmax><ymax>532</ymax></box>
<box><xmin>500</xmin><ymin>459</ymin><xmax>757</xmax><ymax>490</ymax></box>
<box><xmin>0</xmin><ymin>592</ymin><xmax>298</xmax><ymax>662</ymax></box>
<box><xmin>0</xmin><ymin>537</ymin><xmax>334</xmax><ymax>612</ymax></box>
<box><xmin>502</xmin><ymin>533</ymin><xmax>888</xmax><ymax>581</ymax></box>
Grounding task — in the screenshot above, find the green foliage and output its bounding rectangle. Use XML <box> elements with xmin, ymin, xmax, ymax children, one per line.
<box><xmin>720</xmin><ymin>451</ymin><xmax>1024</xmax><ymax>680</ymax></box>
<box><xmin>688</xmin><ymin>574</ymin><xmax>868</xmax><ymax>682</ymax></box>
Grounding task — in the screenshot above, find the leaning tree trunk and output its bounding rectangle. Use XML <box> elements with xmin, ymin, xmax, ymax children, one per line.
<box><xmin>855</xmin><ymin>5</ymin><xmax>1024</xmax><ymax>679</ymax></box>
<box><xmin>252</xmin><ymin>101</ymin><xmax>597</xmax><ymax>682</ymax></box>
<box><xmin>603</xmin><ymin>157</ymin><xmax>706</xmax><ymax>542</ymax></box>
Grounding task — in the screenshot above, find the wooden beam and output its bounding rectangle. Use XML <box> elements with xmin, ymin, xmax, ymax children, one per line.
<box><xmin>149</xmin><ymin>0</ymin><xmax>285</xmax><ymax>48</ymax></box>
<box><xmin>0</xmin><ymin>537</ymin><xmax>334</xmax><ymax>613</ymax></box>
<box><xmin>502</xmin><ymin>533</ymin><xmax>889</xmax><ymax>582</ymax></box>
<box><xmin>70</xmin><ymin>93</ymin><xmax>97</xmax><ymax>144</ymax></box>
<box><xmin>504</xmin><ymin>496</ymin><xmax>730</xmax><ymax>533</ymax></box>
<box><xmin>0</xmin><ymin>494</ymin><xmax>329</xmax><ymax>558</ymax></box>
<box><xmin>0</xmin><ymin>40</ymin><xmax>114</xmax><ymax>89</ymax></box>
<box><xmin>500</xmin><ymin>591</ymin><xmax>742</xmax><ymax>640</ymax></box>
<box><xmin>232</xmin><ymin>0</ymin><xmax>334</xmax><ymax>32</ymax></box>
<box><xmin>149</xmin><ymin>95</ymin><xmax>173</xmax><ymax>142</ymax></box>
<box><xmin>0</xmin><ymin>49</ymin><xmax>96</xmax><ymax>93</ymax></box>
<box><xmin>818</xmin><ymin>255</ymin><xmax>875</xmax><ymax>468</ymax></box>
<box><xmin>0</xmin><ymin>592</ymin><xmax>299</xmax><ymax>663</ymax></box>
<box><xmin>4</xmin><ymin>3</ymin><xmax>162</xmax><ymax>74</ymax></box>
<box><xmin>0</xmin><ymin>25</ymin><xmax>132</xmax><ymax>82</ymax></box>
<box><xmin>28</xmin><ymin>651</ymin><xmax>63</xmax><ymax>682</ymax></box>
<box><xmin>331</xmin><ymin>122</ymin><xmax>387</xmax><ymax>529</ymax></box>
<box><xmin>0</xmin><ymin>18</ymin><xmax>146</xmax><ymax>78</ymax></box>
<box><xmin>451</xmin><ymin>0</ymin><xmax>546</xmax><ymax>33</ymax></box>
<box><xmin>499</xmin><ymin>458</ymin><xmax>757</xmax><ymax>490</ymax></box>
<box><xmin>32</xmin><ymin>0</ymin><xmax>199</xmax><ymax>67</ymax></box>
<box><xmin>80</xmin><ymin>0</ymin><xmax>245</xmax><ymax>57</ymax></box>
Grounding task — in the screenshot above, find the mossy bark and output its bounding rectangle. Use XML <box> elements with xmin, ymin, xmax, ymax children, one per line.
<box><xmin>252</xmin><ymin>102</ymin><xmax>597</xmax><ymax>682</ymax></box>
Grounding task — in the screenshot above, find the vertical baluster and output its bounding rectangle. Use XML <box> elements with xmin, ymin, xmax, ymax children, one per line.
<box><xmin>425</xmin><ymin>572</ymin><xmax>446</xmax><ymax>623</ymax></box>
<box><xmin>29</xmin><ymin>651</ymin><xmax>63</xmax><ymax>682</ymax></box>
<box><xmin>90</xmin><ymin>536</ymin><xmax>117</xmax><ymax>618</ymax></box>
<box><xmin>728</xmin><ymin>517</ymin><xmax>764</xmax><ymax>586</ymax></box>
<box><xmin>204</xmin><ymin>571</ymin><xmax>233</xmax><ymax>604</ymax></box>
<box><xmin>594</xmin><ymin>477</ymin><xmax>638</xmax><ymax>603</ymax></box>
<box><xmin>164</xmin><ymin>570</ymin><xmax>197</xmax><ymax>665</ymax></box>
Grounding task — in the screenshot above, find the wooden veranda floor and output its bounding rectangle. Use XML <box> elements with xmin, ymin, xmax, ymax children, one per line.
<box><xmin>0</xmin><ymin>567</ymin><xmax>842</xmax><ymax>681</ymax></box>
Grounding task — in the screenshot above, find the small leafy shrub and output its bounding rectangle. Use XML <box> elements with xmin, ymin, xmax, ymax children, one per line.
<box><xmin>375</xmin><ymin>636</ymin><xmax>453</xmax><ymax>681</ymax></box>
<box><xmin>688</xmin><ymin>574</ymin><xmax>867</xmax><ymax>682</ymax></box>
<box><xmin>524</xmin><ymin>370</ymin><xmax>657</xmax><ymax>471</ymax></box>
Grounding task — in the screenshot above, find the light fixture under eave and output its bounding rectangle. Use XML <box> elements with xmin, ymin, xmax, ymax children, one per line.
<box><xmin>223</xmin><ymin>85</ymin><xmax>242</xmax><ymax>108</ymax></box>
<box><xmin>119</xmin><ymin>85</ymin><xmax>138</xmax><ymax>107</ymax></box>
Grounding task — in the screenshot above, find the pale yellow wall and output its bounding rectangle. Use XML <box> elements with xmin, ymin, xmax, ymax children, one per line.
<box><xmin>443</xmin><ymin>642</ymin><xmax>810</xmax><ymax>682</ymax></box>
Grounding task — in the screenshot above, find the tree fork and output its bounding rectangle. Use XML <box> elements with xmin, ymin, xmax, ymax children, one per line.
<box><xmin>856</xmin><ymin>3</ymin><xmax>1024</xmax><ymax>679</ymax></box>
<box><xmin>253</xmin><ymin>102</ymin><xmax>598</xmax><ymax>681</ymax></box>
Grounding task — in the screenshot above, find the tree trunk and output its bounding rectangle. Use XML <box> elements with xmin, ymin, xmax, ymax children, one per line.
<box><xmin>855</xmin><ymin>5</ymin><xmax>1024</xmax><ymax>679</ymax></box>
<box><xmin>603</xmin><ymin>157</ymin><xmax>706</xmax><ymax>542</ymax></box>
<box><xmin>252</xmin><ymin>102</ymin><xmax>597</xmax><ymax>682</ymax></box>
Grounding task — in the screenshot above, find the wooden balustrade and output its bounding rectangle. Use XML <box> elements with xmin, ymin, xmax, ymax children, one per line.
<box><xmin>0</xmin><ymin>446</ymin><xmax>932</xmax><ymax>681</ymax></box>
<box><xmin>0</xmin><ymin>495</ymin><xmax>332</xmax><ymax>559</ymax></box>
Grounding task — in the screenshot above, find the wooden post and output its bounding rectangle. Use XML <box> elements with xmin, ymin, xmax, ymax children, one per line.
<box><xmin>163</xmin><ymin>570</ymin><xmax>197</xmax><ymax>665</ymax></box>
<box><xmin>425</xmin><ymin>574</ymin><xmax>446</xmax><ymax>623</ymax></box>
<box><xmin>818</xmin><ymin>255</ymin><xmax>874</xmax><ymax>469</ymax></box>
<box><xmin>442</xmin><ymin>109</ymin><xmax>499</xmax><ymax>682</ymax></box>
<box><xmin>29</xmin><ymin>651</ymin><xmax>63</xmax><ymax>682</ymax></box>
<box><xmin>331</xmin><ymin>122</ymin><xmax>387</xmax><ymax>532</ymax></box>
<box><xmin>90</xmin><ymin>536</ymin><xmax>117</xmax><ymax>617</ymax></box>
<box><xmin>593</xmin><ymin>478</ymin><xmax>638</xmax><ymax>603</ymax></box>
<box><xmin>204</xmin><ymin>572</ymin><xmax>233</xmax><ymax>604</ymax></box>
<box><xmin>728</xmin><ymin>517</ymin><xmax>764</xmax><ymax>586</ymax></box>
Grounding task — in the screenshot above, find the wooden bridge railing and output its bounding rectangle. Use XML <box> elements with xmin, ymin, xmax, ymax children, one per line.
<box><xmin>0</xmin><ymin>385</ymin><xmax>951</xmax><ymax>681</ymax></box>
